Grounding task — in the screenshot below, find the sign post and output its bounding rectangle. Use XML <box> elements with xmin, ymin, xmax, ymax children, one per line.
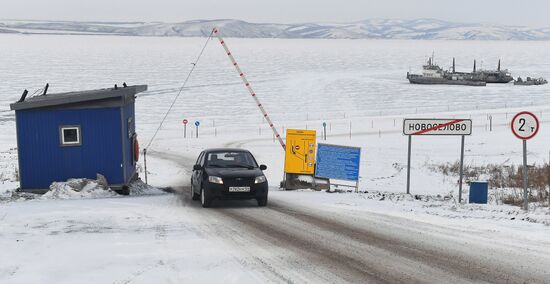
<box><xmin>322</xmin><ymin>122</ymin><xmax>327</xmax><ymax>140</ymax></box>
<box><xmin>182</xmin><ymin>119</ymin><xmax>188</xmax><ymax>138</ymax></box>
<box><xmin>403</xmin><ymin>118</ymin><xmax>472</xmax><ymax>201</ymax></box>
<box><xmin>511</xmin><ymin>111</ymin><xmax>540</xmax><ymax>211</ymax></box>
<box><xmin>459</xmin><ymin>135</ymin><xmax>465</xmax><ymax>202</ymax></box>
<box><xmin>406</xmin><ymin>135</ymin><xmax>412</xmax><ymax>194</ymax></box>
<box><xmin>194</xmin><ymin>121</ymin><xmax>200</xmax><ymax>138</ymax></box>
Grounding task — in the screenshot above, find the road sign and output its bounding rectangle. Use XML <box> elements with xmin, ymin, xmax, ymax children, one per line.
<box><xmin>403</xmin><ymin>118</ymin><xmax>471</xmax><ymax>202</ymax></box>
<box><xmin>315</xmin><ymin>143</ymin><xmax>361</xmax><ymax>182</ymax></box>
<box><xmin>284</xmin><ymin>129</ymin><xmax>316</xmax><ymax>175</ymax></box>
<box><xmin>403</xmin><ymin>119</ymin><xmax>472</xmax><ymax>136</ymax></box>
<box><xmin>194</xmin><ymin>121</ymin><xmax>200</xmax><ymax>138</ymax></box>
<box><xmin>511</xmin><ymin>111</ymin><xmax>539</xmax><ymax>140</ymax></box>
<box><xmin>511</xmin><ymin>111</ymin><xmax>540</xmax><ymax>212</ymax></box>
<box><xmin>182</xmin><ymin>119</ymin><xmax>188</xmax><ymax>138</ymax></box>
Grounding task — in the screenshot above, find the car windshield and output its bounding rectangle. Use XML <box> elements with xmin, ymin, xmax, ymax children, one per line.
<box><xmin>205</xmin><ymin>151</ymin><xmax>258</xmax><ymax>169</ymax></box>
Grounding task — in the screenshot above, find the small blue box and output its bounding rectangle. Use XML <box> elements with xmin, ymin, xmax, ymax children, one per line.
<box><xmin>469</xmin><ymin>181</ymin><xmax>489</xmax><ymax>204</ymax></box>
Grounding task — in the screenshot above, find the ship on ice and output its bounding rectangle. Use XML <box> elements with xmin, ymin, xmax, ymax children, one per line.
<box><xmin>406</xmin><ymin>56</ymin><xmax>486</xmax><ymax>86</ymax></box>
<box><xmin>407</xmin><ymin>55</ymin><xmax>514</xmax><ymax>86</ymax></box>
<box><xmin>514</xmin><ymin>76</ymin><xmax>548</xmax><ymax>86</ymax></box>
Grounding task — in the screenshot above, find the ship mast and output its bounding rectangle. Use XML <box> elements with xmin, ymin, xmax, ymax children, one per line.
<box><xmin>452</xmin><ymin>57</ymin><xmax>456</xmax><ymax>73</ymax></box>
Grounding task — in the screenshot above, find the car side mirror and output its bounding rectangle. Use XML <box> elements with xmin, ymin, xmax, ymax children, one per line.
<box><xmin>193</xmin><ymin>164</ymin><xmax>202</xmax><ymax>171</ymax></box>
<box><xmin>260</xmin><ymin>165</ymin><xmax>267</xmax><ymax>171</ymax></box>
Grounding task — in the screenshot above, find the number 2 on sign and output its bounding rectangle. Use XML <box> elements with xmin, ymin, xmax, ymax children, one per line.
<box><xmin>518</xmin><ymin>118</ymin><xmax>525</xmax><ymax>131</ymax></box>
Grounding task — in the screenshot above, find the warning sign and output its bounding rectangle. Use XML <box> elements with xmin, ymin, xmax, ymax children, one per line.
<box><xmin>284</xmin><ymin>129</ymin><xmax>316</xmax><ymax>174</ymax></box>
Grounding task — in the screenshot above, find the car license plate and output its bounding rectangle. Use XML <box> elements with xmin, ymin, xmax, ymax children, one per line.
<box><xmin>229</xmin><ymin>186</ymin><xmax>250</xmax><ymax>192</ymax></box>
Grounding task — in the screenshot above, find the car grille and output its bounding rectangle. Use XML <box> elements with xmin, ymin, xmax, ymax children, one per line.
<box><xmin>223</xmin><ymin>177</ymin><xmax>254</xmax><ymax>187</ymax></box>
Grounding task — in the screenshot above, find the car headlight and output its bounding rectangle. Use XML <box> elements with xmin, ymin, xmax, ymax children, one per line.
<box><xmin>254</xmin><ymin>175</ymin><xmax>267</xmax><ymax>184</ymax></box>
<box><xmin>208</xmin><ymin>176</ymin><xmax>223</xmax><ymax>184</ymax></box>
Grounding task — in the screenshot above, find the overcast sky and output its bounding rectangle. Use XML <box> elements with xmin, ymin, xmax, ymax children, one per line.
<box><xmin>1</xmin><ymin>0</ymin><xmax>549</xmax><ymax>27</ymax></box>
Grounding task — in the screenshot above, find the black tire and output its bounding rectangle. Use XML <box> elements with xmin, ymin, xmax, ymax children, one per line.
<box><xmin>116</xmin><ymin>186</ymin><xmax>130</xmax><ymax>196</ymax></box>
<box><xmin>191</xmin><ymin>185</ymin><xmax>200</xmax><ymax>201</ymax></box>
<box><xmin>257</xmin><ymin>196</ymin><xmax>268</xmax><ymax>207</ymax></box>
<box><xmin>200</xmin><ymin>187</ymin><xmax>212</xmax><ymax>208</ymax></box>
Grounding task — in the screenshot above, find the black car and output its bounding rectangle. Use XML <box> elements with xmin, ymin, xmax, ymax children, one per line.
<box><xmin>190</xmin><ymin>148</ymin><xmax>268</xmax><ymax>208</ymax></box>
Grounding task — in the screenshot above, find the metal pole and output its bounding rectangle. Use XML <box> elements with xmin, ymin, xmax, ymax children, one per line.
<box><xmin>323</xmin><ymin>125</ymin><xmax>327</xmax><ymax>140</ymax></box>
<box><xmin>196</xmin><ymin>126</ymin><xmax>199</xmax><ymax>138</ymax></box>
<box><xmin>406</xmin><ymin>135</ymin><xmax>412</xmax><ymax>194</ymax></box>
<box><xmin>459</xmin><ymin>135</ymin><xmax>465</xmax><ymax>203</ymax></box>
<box><xmin>184</xmin><ymin>125</ymin><xmax>187</xmax><ymax>138</ymax></box>
<box><xmin>523</xmin><ymin>140</ymin><xmax>529</xmax><ymax>211</ymax></box>
<box><xmin>143</xmin><ymin>148</ymin><xmax>148</xmax><ymax>185</ymax></box>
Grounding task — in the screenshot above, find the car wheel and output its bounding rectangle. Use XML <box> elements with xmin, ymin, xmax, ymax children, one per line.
<box><xmin>200</xmin><ymin>187</ymin><xmax>212</xmax><ymax>208</ymax></box>
<box><xmin>257</xmin><ymin>196</ymin><xmax>268</xmax><ymax>207</ymax></box>
<box><xmin>191</xmin><ymin>185</ymin><xmax>200</xmax><ymax>201</ymax></box>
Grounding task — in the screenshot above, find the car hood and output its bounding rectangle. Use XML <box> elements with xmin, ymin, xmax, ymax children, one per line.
<box><xmin>205</xmin><ymin>167</ymin><xmax>263</xmax><ymax>178</ymax></box>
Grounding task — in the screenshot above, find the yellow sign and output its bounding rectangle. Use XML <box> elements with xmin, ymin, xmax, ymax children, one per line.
<box><xmin>284</xmin><ymin>129</ymin><xmax>316</xmax><ymax>174</ymax></box>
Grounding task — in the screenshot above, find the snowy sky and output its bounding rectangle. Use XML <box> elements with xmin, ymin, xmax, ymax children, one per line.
<box><xmin>1</xmin><ymin>0</ymin><xmax>549</xmax><ymax>27</ymax></box>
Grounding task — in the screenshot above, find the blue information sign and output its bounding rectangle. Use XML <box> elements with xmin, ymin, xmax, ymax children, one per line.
<box><xmin>315</xmin><ymin>143</ymin><xmax>361</xmax><ymax>181</ymax></box>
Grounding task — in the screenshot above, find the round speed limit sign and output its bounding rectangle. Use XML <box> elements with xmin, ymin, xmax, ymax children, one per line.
<box><xmin>511</xmin><ymin>111</ymin><xmax>540</xmax><ymax>140</ymax></box>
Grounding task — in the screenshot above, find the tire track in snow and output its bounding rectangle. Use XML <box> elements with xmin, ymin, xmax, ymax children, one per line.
<box><xmin>179</xmin><ymin>188</ymin><xmax>550</xmax><ymax>283</ymax></box>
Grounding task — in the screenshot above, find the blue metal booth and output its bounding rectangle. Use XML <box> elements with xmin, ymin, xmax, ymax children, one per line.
<box><xmin>9</xmin><ymin>85</ymin><xmax>147</xmax><ymax>192</ymax></box>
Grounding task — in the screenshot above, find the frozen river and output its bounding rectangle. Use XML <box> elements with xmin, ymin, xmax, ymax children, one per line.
<box><xmin>1</xmin><ymin>34</ymin><xmax>550</xmax><ymax>122</ymax></box>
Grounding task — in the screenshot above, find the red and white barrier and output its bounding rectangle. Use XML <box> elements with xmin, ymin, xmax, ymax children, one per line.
<box><xmin>213</xmin><ymin>27</ymin><xmax>286</xmax><ymax>150</ymax></box>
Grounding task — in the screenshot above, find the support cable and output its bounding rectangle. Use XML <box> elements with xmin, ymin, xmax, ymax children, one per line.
<box><xmin>144</xmin><ymin>30</ymin><xmax>213</xmax><ymax>151</ymax></box>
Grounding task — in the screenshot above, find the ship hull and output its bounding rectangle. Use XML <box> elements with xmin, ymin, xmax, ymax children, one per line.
<box><xmin>475</xmin><ymin>72</ymin><xmax>514</xmax><ymax>83</ymax></box>
<box><xmin>514</xmin><ymin>81</ymin><xmax>547</xmax><ymax>86</ymax></box>
<box><xmin>408</xmin><ymin>76</ymin><xmax>486</xmax><ymax>86</ymax></box>
<box><xmin>485</xmin><ymin>78</ymin><xmax>513</xmax><ymax>83</ymax></box>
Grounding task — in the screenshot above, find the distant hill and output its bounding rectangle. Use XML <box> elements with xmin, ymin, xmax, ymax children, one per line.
<box><xmin>2</xmin><ymin>18</ymin><xmax>550</xmax><ymax>40</ymax></box>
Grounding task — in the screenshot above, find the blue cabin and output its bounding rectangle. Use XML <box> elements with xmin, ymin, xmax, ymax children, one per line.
<box><xmin>9</xmin><ymin>85</ymin><xmax>147</xmax><ymax>193</ymax></box>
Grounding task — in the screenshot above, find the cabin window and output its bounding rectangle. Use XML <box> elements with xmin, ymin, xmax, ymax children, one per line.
<box><xmin>60</xmin><ymin>126</ymin><xmax>81</xmax><ymax>146</ymax></box>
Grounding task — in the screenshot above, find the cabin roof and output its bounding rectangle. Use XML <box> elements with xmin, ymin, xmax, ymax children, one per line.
<box><xmin>10</xmin><ymin>85</ymin><xmax>147</xmax><ymax>111</ymax></box>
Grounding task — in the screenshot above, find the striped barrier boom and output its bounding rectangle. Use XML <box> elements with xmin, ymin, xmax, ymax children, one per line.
<box><xmin>213</xmin><ymin>27</ymin><xmax>286</xmax><ymax>150</ymax></box>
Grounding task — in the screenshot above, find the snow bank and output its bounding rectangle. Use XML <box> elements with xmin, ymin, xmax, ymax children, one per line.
<box><xmin>128</xmin><ymin>179</ymin><xmax>165</xmax><ymax>196</ymax></box>
<box><xmin>42</xmin><ymin>175</ymin><xmax>118</xmax><ymax>200</ymax></box>
<box><xmin>324</xmin><ymin>190</ymin><xmax>550</xmax><ymax>226</ymax></box>
<box><xmin>42</xmin><ymin>177</ymin><xmax>165</xmax><ymax>199</ymax></box>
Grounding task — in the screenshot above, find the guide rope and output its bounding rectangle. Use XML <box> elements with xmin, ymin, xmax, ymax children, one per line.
<box><xmin>143</xmin><ymin>29</ymin><xmax>214</xmax><ymax>151</ymax></box>
<box><xmin>213</xmin><ymin>28</ymin><xmax>286</xmax><ymax>150</ymax></box>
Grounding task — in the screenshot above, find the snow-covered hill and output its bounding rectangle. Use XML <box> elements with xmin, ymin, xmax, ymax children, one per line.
<box><xmin>2</xmin><ymin>18</ymin><xmax>550</xmax><ymax>40</ymax></box>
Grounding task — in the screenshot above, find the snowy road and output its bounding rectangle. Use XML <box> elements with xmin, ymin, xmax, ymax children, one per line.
<box><xmin>4</xmin><ymin>189</ymin><xmax>549</xmax><ymax>283</ymax></box>
<box><xmin>177</xmin><ymin>190</ymin><xmax>550</xmax><ymax>283</ymax></box>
